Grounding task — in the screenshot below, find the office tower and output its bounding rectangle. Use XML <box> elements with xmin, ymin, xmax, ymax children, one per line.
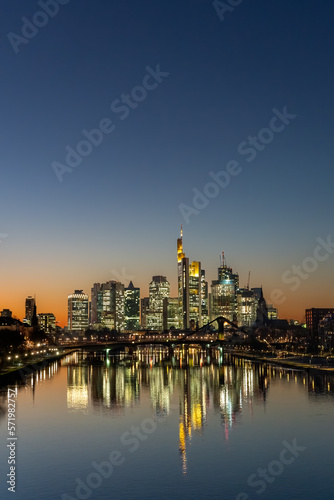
<box><xmin>267</xmin><ymin>304</ymin><xmax>278</xmax><ymax>320</ymax></box>
<box><xmin>124</xmin><ymin>281</ymin><xmax>140</xmax><ymax>331</ymax></box>
<box><xmin>210</xmin><ymin>253</ymin><xmax>239</xmax><ymax>323</ymax></box>
<box><xmin>146</xmin><ymin>276</ymin><xmax>170</xmax><ymax>331</ymax></box>
<box><xmin>177</xmin><ymin>226</ymin><xmax>189</xmax><ymax>329</ymax></box>
<box><xmin>68</xmin><ymin>290</ymin><xmax>89</xmax><ymax>332</ymax></box>
<box><xmin>166</xmin><ymin>297</ymin><xmax>180</xmax><ymax>330</ymax></box>
<box><xmin>305</xmin><ymin>308</ymin><xmax>334</xmax><ymax>336</ymax></box>
<box><xmin>25</xmin><ymin>296</ymin><xmax>35</xmax><ymax>325</ymax></box>
<box><xmin>251</xmin><ymin>287</ymin><xmax>268</xmax><ymax>325</ymax></box>
<box><xmin>177</xmin><ymin>228</ymin><xmax>203</xmax><ymax>329</ymax></box>
<box><xmin>201</xmin><ymin>269</ymin><xmax>209</xmax><ymax>326</ymax></box>
<box><xmin>91</xmin><ymin>281</ymin><xmax>125</xmax><ymax>330</ymax></box>
<box><xmin>237</xmin><ymin>289</ymin><xmax>258</xmax><ymax>327</ymax></box>
<box><xmin>140</xmin><ymin>297</ymin><xmax>150</xmax><ymax>329</ymax></box>
<box><xmin>189</xmin><ymin>261</ymin><xmax>202</xmax><ymax>328</ymax></box>
<box><xmin>38</xmin><ymin>313</ymin><xmax>56</xmax><ymax>333</ymax></box>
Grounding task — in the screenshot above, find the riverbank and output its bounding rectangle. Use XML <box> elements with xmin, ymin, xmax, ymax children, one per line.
<box><xmin>227</xmin><ymin>350</ymin><xmax>334</xmax><ymax>374</ymax></box>
<box><xmin>0</xmin><ymin>349</ymin><xmax>78</xmax><ymax>384</ymax></box>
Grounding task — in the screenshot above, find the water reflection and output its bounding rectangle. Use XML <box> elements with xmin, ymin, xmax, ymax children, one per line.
<box><xmin>1</xmin><ymin>347</ymin><xmax>334</xmax><ymax>477</ymax></box>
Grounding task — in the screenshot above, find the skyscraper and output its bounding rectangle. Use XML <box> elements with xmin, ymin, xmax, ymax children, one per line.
<box><xmin>177</xmin><ymin>226</ymin><xmax>189</xmax><ymax>330</ymax></box>
<box><xmin>189</xmin><ymin>261</ymin><xmax>202</xmax><ymax>328</ymax></box>
<box><xmin>146</xmin><ymin>275</ymin><xmax>170</xmax><ymax>331</ymax></box>
<box><xmin>236</xmin><ymin>289</ymin><xmax>257</xmax><ymax>327</ymax></box>
<box><xmin>210</xmin><ymin>253</ymin><xmax>239</xmax><ymax>323</ymax></box>
<box><xmin>25</xmin><ymin>296</ymin><xmax>35</xmax><ymax>325</ymax></box>
<box><xmin>124</xmin><ymin>281</ymin><xmax>140</xmax><ymax>331</ymax></box>
<box><xmin>68</xmin><ymin>290</ymin><xmax>89</xmax><ymax>332</ymax></box>
<box><xmin>201</xmin><ymin>269</ymin><xmax>209</xmax><ymax>326</ymax></box>
<box><xmin>91</xmin><ymin>281</ymin><xmax>125</xmax><ymax>331</ymax></box>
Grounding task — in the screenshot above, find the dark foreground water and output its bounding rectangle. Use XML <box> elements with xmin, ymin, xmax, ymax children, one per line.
<box><xmin>0</xmin><ymin>347</ymin><xmax>333</xmax><ymax>500</ymax></box>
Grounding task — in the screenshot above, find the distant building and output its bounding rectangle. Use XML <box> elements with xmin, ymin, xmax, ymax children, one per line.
<box><xmin>25</xmin><ymin>296</ymin><xmax>35</xmax><ymax>325</ymax></box>
<box><xmin>91</xmin><ymin>281</ymin><xmax>125</xmax><ymax>330</ymax></box>
<box><xmin>177</xmin><ymin>227</ymin><xmax>189</xmax><ymax>329</ymax></box>
<box><xmin>210</xmin><ymin>253</ymin><xmax>239</xmax><ymax>323</ymax></box>
<box><xmin>305</xmin><ymin>308</ymin><xmax>334</xmax><ymax>336</ymax></box>
<box><xmin>38</xmin><ymin>313</ymin><xmax>56</xmax><ymax>334</ymax></box>
<box><xmin>237</xmin><ymin>289</ymin><xmax>257</xmax><ymax>327</ymax></box>
<box><xmin>140</xmin><ymin>297</ymin><xmax>150</xmax><ymax>329</ymax></box>
<box><xmin>177</xmin><ymin>228</ymin><xmax>203</xmax><ymax>329</ymax></box>
<box><xmin>146</xmin><ymin>276</ymin><xmax>170</xmax><ymax>331</ymax></box>
<box><xmin>68</xmin><ymin>290</ymin><xmax>89</xmax><ymax>332</ymax></box>
<box><xmin>318</xmin><ymin>314</ymin><xmax>334</xmax><ymax>350</ymax></box>
<box><xmin>1</xmin><ymin>309</ymin><xmax>12</xmax><ymax>318</ymax></box>
<box><xmin>252</xmin><ymin>287</ymin><xmax>268</xmax><ymax>325</ymax></box>
<box><xmin>267</xmin><ymin>304</ymin><xmax>278</xmax><ymax>320</ymax></box>
<box><xmin>166</xmin><ymin>297</ymin><xmax>180</xmax><ymax>330</ymax></box>
<box><xmin>201</xmin><ymin>270</ymin><xmax>209</xmax><ymax>326</ymax></box>
<box><xmin>124</xmin><ymin>281</ymin><xmax>140</xmax><ymax>331</ymax></box>
<box><xmin>189</xmin><ymin>261</ymin><xmax>202</xmax><ymax>328</ymax></box>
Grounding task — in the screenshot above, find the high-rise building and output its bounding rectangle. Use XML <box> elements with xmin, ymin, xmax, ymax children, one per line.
<box><xmin>166</xmin><ymin>297</ymin><xmax>180</xmax><ymax>330</ymax></box>
<box><xmin>68</xmin><ymin>290</ymin><xmax>89</xmax><ymax>332</ymax></box>
<box><xmin>140</xmin><ymin>297</ymin><xmax>150</xmax><ymax>329</ymax></box>
<box><xmin>210</xmin><ymin>253</ymin><xmax>239</xmax><ymax>323</ymax></box>
<box><xmin>189</xmin><ymin>261</ymin><xmax>202</xmax><ymax>328</ymax></box>
<box><xmin>38</xmin><ymin>313</ymin><xmax>56</xmax><ymax>333</ymax></box>
<box><xmin>305</xmin><ymin>308</ymin><xmax>334</xmax><ymax>336</ymax></box>
<box><xmin>177</xmin><ymin>226</ymin><xmax>189</xmax><ymax>330</ymax></box>
<box><xmin>252</xmin><ymin>287</ymin><xmax>268</xmax><ymax>325</ymax></box>
<box><xmin>237</xmin><ymin>289</ymin><xmax>257</xmax><ymax>327</ymax></box>
<box><xmin>91</xmin><ymin>281</ymin><xmax>125</xmax><ymax>330</ymax></box>
<box><xmin>146</xmin><ymin>276</ymin><xmax>170</xmax><ymax>331</ymax></box>
<box><xmin>25</xmin><ymin>296</ymin><xmax>35</xmax><ymax>325</ymax></box>
<box><xmin>124</xmin><ymin>281</ymin><xmax>140</xmax><ymax>331</ymax></box>
<box><xmin>201</xmin><ymin>269</ymin><xmax>209</xmax><ymax>326</ymax></box>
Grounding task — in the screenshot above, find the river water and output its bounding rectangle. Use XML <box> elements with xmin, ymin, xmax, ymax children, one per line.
<box><xmin>0</xmin><ymin>347</ymin><xmax>333</xmax><ymax>500</ymax></box>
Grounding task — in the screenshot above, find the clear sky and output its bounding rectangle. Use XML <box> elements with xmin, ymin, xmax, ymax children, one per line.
<box><xmin>1</xmin><ymin>0</ymin><xmax>333</xmax><ymax>326</ymax></box>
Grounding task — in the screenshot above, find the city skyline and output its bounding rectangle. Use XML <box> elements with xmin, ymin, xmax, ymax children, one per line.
<box><xmin>2</xmin><ymin>228</ymin><xmax>333</xmax><ymax>327</ymax></box>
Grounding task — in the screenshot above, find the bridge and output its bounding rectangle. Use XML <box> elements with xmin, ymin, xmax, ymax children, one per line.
<box><xmin>61</xmin><ymin>316</ymin><xmax>248</xmax><ymax>353</ymax></box>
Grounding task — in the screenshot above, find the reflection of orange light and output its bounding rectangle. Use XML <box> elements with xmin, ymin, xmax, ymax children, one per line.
<box><xmin>179</xmin><ymin>419</ymin><xmax>187</xmax><ymax>475</ymax></box>
<box><xmin>192</xmin><ymin>403</ymin><xmax>202</xmax><ymax>429</ymax></box>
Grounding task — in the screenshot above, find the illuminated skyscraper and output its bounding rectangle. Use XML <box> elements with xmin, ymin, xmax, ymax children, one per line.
<box><xmin>189</xmin><ymin>261</ymin><xmax>202</xmax><ymax>328</ymax></box>
<box><xmin>201</xmin><ymin>270</ymin><xmax>209</xmax><ymax>326</ymax></box>
<box><xmin>210</xmin><ymin>253</ymin><xmax>239</xmax><ymax>323</ymax></box>
<box><xmin>91</xmin><ymin>281</ymin><xmax>125</xmax><ymax>330</ymax></box>
<box><xmin>68</xmin><ymin>290</ymin><xmax>89</xmax><ymax>332</ymax></box>
<box><xmin>167</xmin><ymin>297</ymin><xmax>180</xmax><ymax>330</ymax></box>
<box><xmin>146</xmin><ymin>276</ymin><xmax>170</xmax><ymax>331</ymax></box>
<box><xmin>236</xmin><ymin>289</ymin><xmax>257</xmax><ymax>327</ymax></box>
<box><xmin>124</xmin><ymin>281</ymin><xmax>140</xmax><ymax>330</ymax></box>
<box><xmin>177</xmin><ymin>226</ymin><xmax>189</xmax><ymax>330</ymax></box>
<box><xmin>140</xmin><ymin>297</ymin><xmax>149</xmax><ymax>329</ymax></box>
<box><xmin>25</xmin><ymin>296</ymin><xmax>35</xmax><ymax>325</ymax></box>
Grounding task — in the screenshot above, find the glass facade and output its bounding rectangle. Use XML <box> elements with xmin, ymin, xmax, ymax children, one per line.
<box><xmin>189</xmin><ymin>261</ymin><xmax>201</xmax><ymax>327</ymax></box>
<box><xmin>236</xmin><ymin>289</ymin><xmax>257</xmax><ymax>327</ymax></box>
<box><xmin>68</xmin><ymin>290</ymin><xmax>89</xmax><ymax>332</ymax></box>
<box><xmin>91</xmin><ymin>281</ymin><xmax>125</xmax><ymax>331</ymax></box>
<box><xmin>146</xmin><ymin>276</ymin><xmax>170</xmax><ymax>331</ymax></box>
<box><xmin>124</xmin><ymin>281</ymin><xmax>140</xmax><ymax>331</ymax></box>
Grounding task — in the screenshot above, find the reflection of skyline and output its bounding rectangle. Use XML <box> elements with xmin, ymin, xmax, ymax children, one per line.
<box><xmin>1</xmin><ymin>348</ymin><xmax>334</xmax><ymax>477</ymax></box>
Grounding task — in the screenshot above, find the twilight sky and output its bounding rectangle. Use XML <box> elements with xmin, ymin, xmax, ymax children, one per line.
<box><xmin>1</xmin><ymin>0</ymin><xmax>333</xmax><ymax>326</ymax></box>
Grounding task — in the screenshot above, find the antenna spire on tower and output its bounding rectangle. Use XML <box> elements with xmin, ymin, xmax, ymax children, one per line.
<box><xmin>180</xmin><ymin>224</ymin><xmax>183</xmax><ymax>238</ymax></box>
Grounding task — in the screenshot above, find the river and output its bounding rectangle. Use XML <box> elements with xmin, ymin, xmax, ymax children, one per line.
<box><xmin>0</xmin><ymin>347</ymin><xmax>333</xmax><ymax>500</ymax></box>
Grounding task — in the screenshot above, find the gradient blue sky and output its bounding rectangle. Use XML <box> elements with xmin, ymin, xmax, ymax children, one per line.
<box><xmin>1</xmin><ymin>0</ymin><xmax>333</xmax><ymax>324</ymax></box>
